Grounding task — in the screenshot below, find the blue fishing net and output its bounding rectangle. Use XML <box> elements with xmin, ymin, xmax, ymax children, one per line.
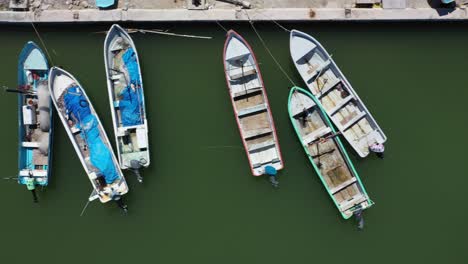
<box><xmin>120</xmin><ymin>48</ymin><xmax>143</xmax><ymax>126</ymax></box>
<box><xmin>64</xmin><ymin>86</ymin><xmax>119</xmax><ymax>184</ymax></box>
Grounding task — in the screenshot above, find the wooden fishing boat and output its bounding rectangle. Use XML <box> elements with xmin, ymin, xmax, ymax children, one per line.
<box><xmin>290</xmin><ymin>30</ymin><xmax>386</xmax><ymax>158</ymax></box>
<box><xmin>49</xmin><ymin>67</ymin><xmax>128</xmax><ymax>203</ymax></box>
<box><xmin>223</xmin><ymin>30</ymin><xmax>283</xmax><ymax>176</ymax></box>
<box><xmin>288</xmin><ymin>87</ymin><xmax>373</xmax><ymax>219</ymax></box>
<box><xmin>16</xmin><ymin>41</ymin><xmax>53</xmax><ymax>196</ymax></box>
<box><xmin>104</xmin><ymin>24</ymin><xmax>149</xmax><ymax>182</ymax></box>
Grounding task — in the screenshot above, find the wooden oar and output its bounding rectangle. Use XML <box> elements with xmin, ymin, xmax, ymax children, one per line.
<box><xmin>310</xmin><ymin>149</ymin><xmax>335</xmax><ymax>159</ymax></box>
<box><xmin>307</xmin><ymin>131</ymin><xmax>342</xmax><ymax>146</ymax></box>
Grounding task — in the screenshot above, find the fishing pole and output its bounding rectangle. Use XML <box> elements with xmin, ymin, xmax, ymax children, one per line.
<box><xmin>3</xmin><ymin>177</ymin><xmax>18</xmax><ymax>180</ymax></box>
<box><xmin>80</xmin><ymin>192</ymin><xmax>93</xmax><ymax>216</ymax></box>
<box><xmin>2</xmin><ymin>86</ymin><xmax>35</xmax><ymax>95</ymax></box>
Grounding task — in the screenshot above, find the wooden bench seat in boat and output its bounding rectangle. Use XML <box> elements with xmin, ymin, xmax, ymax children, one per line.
<box><xmin>338</xmin><ymin>194</ymin><xmax>368</xmax><ymax>212</ymax></box>
<box><xmin>327</xmin><ymin>95</ymin><xmax>354</xmax><ymax>115</ymax></box>
<box><xmin>233</xmin><ymin>86</ymin><xmax>262</xmax><ymax>98</ymax></box>
<box><xmin>306</xmin><ymin>60</ymin><xmax>331</xmax><ymax>83</ymax></box>
<box><xmin>19</xmin><ymin>169</ymin><xmax>47</xmax><ymax>177</ymax></box>
<box><xmin>228</xmin><ymin>65</ymin><xmax>256</xmax><ymax>80</ymax></box>
<box><xmin>302</xmin><ymin>126</ymin><xmax>332</xmax><ymax>145</ymax></box>
<box><xmin>316</xmin><ymin>78</ymin><xmax>341</xmax><ymax>99</ymax></box>
<box><xmin>329</xmin><ymin>177</ymin><xmax>357</xmax><ymax>195</ymax></box>
<box><xmin>230</xmin><ymin>75</ymin><xmax>262</xmax><ymax>96</ymax></box>
<box><xmin>243</xmin><ymin>127</ymin><xmax>273</xmax><ymax>139</ymax></box>
<box><xmin>237</xmin><ymin>104</ymin><xmax>267</xmax><ymax>117</ymax></box>
<box><xmin>116</xmin><ymin>124</ymin><xmax>146</xmax><ymax>136</ymax></box>
<box><xmin>70</xmin><ymin>125</ymin><xmax>81</xmax><ymax>134</ymax></box>
<box><xmin>21</xmin><ymin>141</ymin><xmax>40</xmax><ymax>148</ymax></box>
<box><xmin>248</xmin><ymin>138</ymin><xmax>276</xmax><ymax>153</ymax></box>
<box><xmin>252</xmin><ymin>157</ymin><xmax>281</xmax><ymax>169</ymax></box>
<box><xmin>339</xmin><ymin>111</ymin><xmax>367</xmax><ymax>131</ymax></box>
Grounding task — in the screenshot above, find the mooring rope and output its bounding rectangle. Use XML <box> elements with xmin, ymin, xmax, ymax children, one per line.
<box><xmin>249</xmin><ymin>9</ymin><xmax>291</xmax><ymax>33</ymax></box>
<box><xmin>202</xmin><ymin>10</ymin><xmax>229</xmax><ymax>33</ymax></box>
<box><xmin>30</xmin><ymin>22</ymin><xmax>55</xmax><ymax>66</ymax></box>
<box><xmin>244</xmin><ymin>10</ymin><xmax>296</xmax><ymax>87</ymax></box>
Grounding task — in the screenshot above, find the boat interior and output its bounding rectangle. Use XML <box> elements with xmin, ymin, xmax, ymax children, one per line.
<box><xmin>290</xmin><ymin>89</ymin><xmax>369</xmax><ymax>217</ymax></box>
<box><xmin>225</xmin><ymin>36</ymin><xmax>281</xmax><ymax>174</ymax></box>
<box><xmin>292</xmin><ymin>34</ymin><xmax>385</xmax><ymax>157</ymax></box>
<box><xmin>52</xmin><ymin>72</ymin><xmax>126</xmax><ymax>201</ymax></box>
<box><xmin>19</xmin><ymin>57</ymin><xmax>51</xmax><ymax>185</ymax></box>
<box><xmin>107</xmin><ymin>30</ymin><xmax>149</xmax><ymax>169</ymax></box>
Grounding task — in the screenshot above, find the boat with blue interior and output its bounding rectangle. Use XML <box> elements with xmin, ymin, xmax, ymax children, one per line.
<box><xmin>48</xmin><ymin>67</ymin><xmax>129</xmax><ymax>209</ymax></box>
<box><xmin>104</xmin><ymin>24</ymin><xmax>150</xmax><ymax>183</ymax></box>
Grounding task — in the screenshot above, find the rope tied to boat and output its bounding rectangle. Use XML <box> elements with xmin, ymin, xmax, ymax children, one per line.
<box><xmin>244</xmin><ymin>10</ymin><xmax>296</xmax><ymax>87</ymax></box>
<box><xmin>30</xmin><ymin>22</ymin><xmax>55</xmax><ymax>66</ymax></box>
<box><xmin>249</xmin><ymin>9</ymin><xmax>291</xmax><ymax>33</ymax></box>
<box><xmin>201</xmin><ymin>10</ymin><xmax>229</xmax><ymax>33</ymax></box>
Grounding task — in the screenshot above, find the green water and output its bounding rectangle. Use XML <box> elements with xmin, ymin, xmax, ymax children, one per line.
<box><xmin>0</xmin><ymin>22</ymin><xmax>466</xmax><ymax>263</ymax></box>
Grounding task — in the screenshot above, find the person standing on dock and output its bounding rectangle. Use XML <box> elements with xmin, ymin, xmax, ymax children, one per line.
<box><xmin>369</xmin><ymin>143</ymin><xmax>385</xmax><ymax>159</ymax></box>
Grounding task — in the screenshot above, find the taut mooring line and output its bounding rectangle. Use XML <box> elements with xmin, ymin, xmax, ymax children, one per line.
<box><xmin>244</xmin><ymin>10</ymin><xmax>296</xmax><ymax>87</ymax></box>
<box><xmin>30</xmin><ymin>22</ymin><xmax>55</xmax><ymax>66</ymax></box>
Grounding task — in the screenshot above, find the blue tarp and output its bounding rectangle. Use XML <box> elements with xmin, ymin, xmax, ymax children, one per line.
<box><xmin>120</xmin><ymin>48</ymin><xmax>143</xmax><ymax>126</ymax></box>
<box><xmin>64</xmin><ymin>86</ymin><xmax>119</xmax><ymax>184</ymax></box>
<box><xmin>122</xmin><ymin>48</ymin><xmax>140</xmax><ymax>86</ymax></box>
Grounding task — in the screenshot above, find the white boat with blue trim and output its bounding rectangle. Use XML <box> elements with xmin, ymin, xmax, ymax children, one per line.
<box><xmin>49</xmin><ymin>67</ymin><xmax>128</xmax><ymax>205</ymax></box>
<box><xmin>290</xmin><ymin>30</ymin><xmax>386</xmax><ymax>158</ymax></box>
<box><xmin>104</xmin><ymin>24</ymin><xmax>149</xmax><ymax>183</ymax></box>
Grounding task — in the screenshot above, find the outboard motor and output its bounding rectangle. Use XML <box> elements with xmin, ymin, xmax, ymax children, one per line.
<box><xmin>265</xmin><ymin>165</ymin><xmax>279</xmax><ymax>189</ymax></box>
<box><xmin>130</xmin><ymin>159</ymin><xmax>143</xmax><ymax>183</ymax></box>
<box><xmin>110</xmin><ymin>188</ymin><xmax>128</xmax><ymax>214</ymax></box>
<box><xmin>114</xmin><ymin>195</ymin><xmax>128</xmax><ymax>214</ymax></box>
<box><xmin>354</xmin><ymin>209</ymin><xmax>365</xmax><ymax>230</ymax></box>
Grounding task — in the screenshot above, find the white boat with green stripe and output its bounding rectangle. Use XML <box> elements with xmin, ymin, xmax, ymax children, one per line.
<box><xmin>288</xmin><ymin>86</ymin><xmax>373</xmax><ymax>220</ymax></box>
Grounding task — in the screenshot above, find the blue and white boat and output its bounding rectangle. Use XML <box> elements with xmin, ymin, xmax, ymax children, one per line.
<box><xmin>17</xmin><ymin>41</ymin><xmax>53</xmax><ymax>198</ymax></box>
<box><xmin>104</xmin><ymin>24</ymin><xmax>149</xmax><ymax>183</ymax></box>
<box><xmin>48</xmin><ymin>67</ymin><xmax>129</xmax><ymax>204</ymax></box>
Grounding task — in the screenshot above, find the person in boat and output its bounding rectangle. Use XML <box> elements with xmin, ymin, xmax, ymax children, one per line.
<box><xmin>369</xmin><ymin>142</ymin><xmax>385</xmax><ymax>159</ymax></box>
<box><xmin>297</xmin><ymin>107</ymin><xmax>311</xmax><ymax>127</ymax></box>
<box><xmin>25</xmin><ymin>171</ymin><xmax>38</xmax><ymax>203</ymax></box>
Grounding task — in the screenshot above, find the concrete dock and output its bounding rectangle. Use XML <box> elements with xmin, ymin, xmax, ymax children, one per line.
<box><xmin>1</xmin><ymin>0</ymin><xmax>468</xmax><ymax>22</ymax></box>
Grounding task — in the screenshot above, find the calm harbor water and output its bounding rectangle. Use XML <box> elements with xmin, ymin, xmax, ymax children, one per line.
<box><xmin>0</xmin><ymin>22</ymin><xmax>466</xmax><ymax>263</ymax></box>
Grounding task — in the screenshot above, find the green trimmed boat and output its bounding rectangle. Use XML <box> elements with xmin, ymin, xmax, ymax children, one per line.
<box><xmin>288</xmin><ymin>86</ymin><xmax>373</xmax><ymax>221</ymax></box>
